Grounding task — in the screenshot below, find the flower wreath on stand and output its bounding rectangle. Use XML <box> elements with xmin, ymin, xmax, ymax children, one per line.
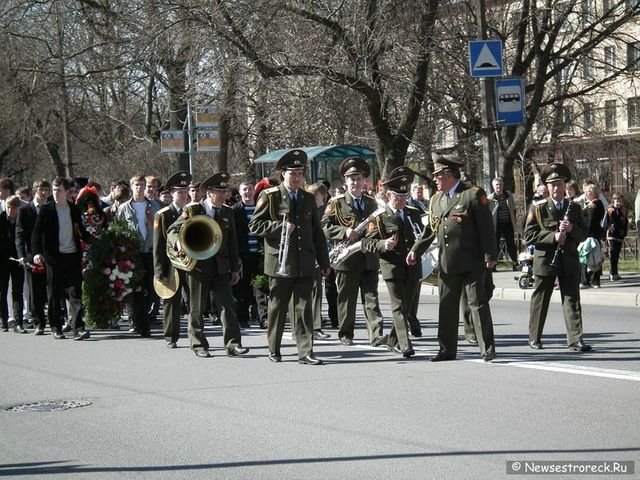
<box><xmin>82</xmin><ymin>218</ymin><xmax>144</xmax><ymax>329</ymax></box>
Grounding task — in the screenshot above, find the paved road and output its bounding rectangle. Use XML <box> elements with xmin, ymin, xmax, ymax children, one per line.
<box><xmin>1</xmin><ymin>286</ymin><xmax>638</xmax><ymax>480</ymax></box>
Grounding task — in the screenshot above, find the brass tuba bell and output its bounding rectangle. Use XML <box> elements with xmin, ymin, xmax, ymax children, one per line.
<box><xmin>166</xmin><ymin>204</ymin><xmax>223</xmax><ymax>272</ymax></box>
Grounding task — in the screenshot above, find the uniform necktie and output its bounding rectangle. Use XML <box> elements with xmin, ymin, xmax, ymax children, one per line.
<box><xmin>396</xmin><ymin>209</ymin><xmax>404</xmax><ymax>223</ymax></box>
<box><xmin>290</xmin><ymin>191</ymin><xmax>298</xmax><ymax>213</ymax></box>
<box><xmin>212</xmin><ymin>207</ymin><xmax>219</xmax><ymax>220</ymax></box>
<box><xmin>355</xmin><ymin>198</ymin><xmax>363</xmax><ymax>214</ymax></box>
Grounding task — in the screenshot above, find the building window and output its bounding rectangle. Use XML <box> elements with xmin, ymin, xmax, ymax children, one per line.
<box><xmin>561</xmin><ymin>106</ymin><xmax>574</xmax><ymax>134</ymax></box>
<box><xmin>628</xmin><ymin>97</ymin><xmax>640</xmax><ymax>128</ymax></box>
<box><xmin>582</xmin><ymin>57</ymin><xmax>594</xmax><ymax>80</ymax></box>
<box><xmin>604</xmin><ymin>46</ymin><xmax>616</xmax><ymax>74</ymax></box>
<box><xmin>627</xmin><ymin>42</ymin><xmax>640</xmax><ymax>70</ymax></box>
<box><xmin>605</xmin><ymin>100</ymin><xmax>617</xmax><ymax>131</ymax></box>
<box><xmin>584</xmin><ymin>103</ymin><xmax>594</xmax><ymax>131</ymax></box>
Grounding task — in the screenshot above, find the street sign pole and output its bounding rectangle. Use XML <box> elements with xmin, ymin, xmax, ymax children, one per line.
<box><xmin>477</xmin><ymin>0</ymin><xmax>496</xmax><ymax>192</ymax></box>
<box><xmin>187</xmin><ymin>102</ymin><xmax>194</xmax><ymax>175</ymax></box>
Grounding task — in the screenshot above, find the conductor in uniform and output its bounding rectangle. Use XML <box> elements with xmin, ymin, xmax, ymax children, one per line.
<box><xmin>249</xmin><ymin>149</ymin><xmax>331</xmax><ymax>365</ymax></box>
<box><xmin>153</xmin><ymin>171</ymin><xmax>191</xmax><ymax>349</ymax></box>
<box><xmin>321</xmin><ymin>157</ymin><xmax>386</xmax><ymax>347</ymax></box>
<box><xmin>414</xmin><ymin>155</ymin><xmax>497</xmax><ymax>362</ymax></box>
<box><xmin>524</xmin><ymin>163</ymin><xmax>591</xmax><ymax>352</ymax></box>
<box><xmin>362</xmin><ymin>167</ymin><xmax>431</xmax><ymax>358</ymax></box>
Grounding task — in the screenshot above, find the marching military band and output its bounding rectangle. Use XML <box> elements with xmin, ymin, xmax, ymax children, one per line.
<box><xmin>1</xmin><ymin>153</ymin><xmax>594</xmax><ymax>364</ymax></box>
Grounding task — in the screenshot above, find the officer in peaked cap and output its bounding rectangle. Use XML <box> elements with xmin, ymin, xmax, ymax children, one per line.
<box><xmin>420</xmin><ymin>153</ymin><xmax>498</xmax><ymax>363</ymax></box>
<box><xmin>381</xmin><ymin>166</ymin><xmax>414</xmax><ymax>194</ymax></box>
<box><xmin>540</xmin><ymin>162</ymin><xmax>572</xmax><ymax>184</ymax></box>
<box><xmin>361</xmin><ymin>165</ymin><xmax>432</xmax><ymax>357</ymax></box>
<box><xmin>201</xmin><ymin>172</ymin><xmax>231</xmax><ymax>191</ymax></box>
<box><xmin>339</xmin><ymin>156</ymin><xmax>371</xmax><ymax>178</ymax></box>
<box><xmin>181</xmin><ymin>170</ymin><xmax>247</xmax><ymax>358</ymax></box>
<box><xmin>432</xmin><ymin>153</ymin><xmax>465</xmax><ymax>176</ymax></box>
<box><xmin>524</xmin><ymin>162</ymin><xmax>591</xmax><ymax>353</ymax></box>
<box><xmin>153</xmin><ymin>171</ymin><xmax>191</xmax><ymax>351</ymax></box>
<box><xmin>249</xmin><ymin>148</ymin><xmax>331</xmax><ymax>365</ymax></box>
<box><xmin>164</xmin><ymin>171</ymin><xmax>192</xmax><ymax>190</ymax></box>
<box><xmin>322</xmin><ymin>156</ymin><xmax>385</xmax><ymax>348</ymax></box>
<box><xmin>275</xmin><ymin>149</ymin><xmax>307</xmax><ymax>171</ymax></box>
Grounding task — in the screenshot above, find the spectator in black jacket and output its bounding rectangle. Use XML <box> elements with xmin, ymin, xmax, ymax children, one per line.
<box><xmin>15</xmin><ymin>179</ymin><xmax>51</xmax><ymax>335</ymax></box>
<box><xmin>1</xmin><ymin>196</ymin><xmax>25</xmax><ymax>333</ymax></box>
<box><xmin>32</xmin><ymin>177</ymin><xmax>91</xmax><ymax>340</ymax></box>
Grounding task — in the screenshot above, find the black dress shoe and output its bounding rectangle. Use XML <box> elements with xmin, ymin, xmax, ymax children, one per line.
<box><xmin>259</xmin><ymin>320</ymin><xmax>268</xmax><ymax>329</ymax></box>
<box><xmin>339</xmin><ymin>336</ymin><xmax>354</xmax><ymax>346</ymax></box>
<box><xmin>431</xmin><ymin>351</ymin><xmax>455</xmax><ymax>362</ymax></box>
<box><xmin>402</xmin><ymin>347</ymin><xmax>415</xmax><ymax>358</ymax></box>
<box><xmin>298</xmin><ymin>354</ymin><xmax>323</xmax><ymax>365</ymax></box>
<box><xmin>568</xmin><ymin>340</ymin><xmax>592</xmax><ymax>352</ymax></box>
<box><xmin>410</xmin><ymin>328</ymin><xmax>423</xmax><ymax>338</ymax></box>
<box><xmin>227</xmin><ymin>346</ymin><xmax>250</xmax><ymax>356</ymax></box>
<box><xmin>529</xmin><ymin>340</ymin><xmax>543</xmax><ymax>349</ymax></box>
<box><xmin>313</xmin><ymin>329</ymin><xmax>331</xmax><ymax>340</ymax></box>
<box><xmin>268</xmin><ymin>352</ymin><xmax>282</xmax><ymax>363</ymax></box>
<box><xmin>166</xmin><ymin>341</ymin><xmax>177</xmax><ymax>349</ymax></box>
<box><xmin>194</xmin><ymin>349</ymin><xmax>211</xmax><ymax>358</ymax></box>
<box><xmin>482</xmin><ymin>350</ymin><xmax>497</xmax><ymax>362</ymax></box>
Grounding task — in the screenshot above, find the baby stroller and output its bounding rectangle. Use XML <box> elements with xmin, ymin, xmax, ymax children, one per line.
<box><xmin>514</xmin><ymin>245</ymin><xmax>535</xmax><ymax>289</ymax></box>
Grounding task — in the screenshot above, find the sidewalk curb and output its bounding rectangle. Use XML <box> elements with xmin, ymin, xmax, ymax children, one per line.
<box><xmin>416</xmin><ymin>281</ymin><xmax>640</xmax><ymax>307</ymax></box>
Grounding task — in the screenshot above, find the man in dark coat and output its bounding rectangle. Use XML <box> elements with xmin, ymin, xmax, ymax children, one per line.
<box><xmin>15</xmin><ymin>179</ymin><xmax>50</xmax><ymax>335</ymax></box>
<box><xmin>32</xmin><ymin>177</ymin><xmax>91</xmax><ymax>340</ymax></box>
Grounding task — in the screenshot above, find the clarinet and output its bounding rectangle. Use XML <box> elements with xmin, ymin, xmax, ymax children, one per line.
<box><xmin>550</xmin><ymin>201</ymin><xmax>577</xmax><ymax>268</ymax></box>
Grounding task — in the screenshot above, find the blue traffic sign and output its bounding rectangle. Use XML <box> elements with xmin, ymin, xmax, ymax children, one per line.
<box><xmin>469</xmin><ymin>40</ymin><xmax>503</xmax><ymax>77</ymax></box>
<box><xmin>495</xmin><ymin>78</ymin><xmax>525</xmax><ymax>125</ymax></box>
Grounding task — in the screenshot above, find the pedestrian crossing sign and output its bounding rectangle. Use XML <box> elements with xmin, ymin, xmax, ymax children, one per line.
<box><xmin>468</xmin><ymin>40</ymin><xmax>503</xmax><ymax>78</ymax></box>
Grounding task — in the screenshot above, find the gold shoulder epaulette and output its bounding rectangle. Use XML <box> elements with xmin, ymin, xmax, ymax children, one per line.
<box><xmin>405</xmin><ymin>205</ymin><xmax>419</xmax><ymax>212</ymax></box>
<box><xmin>157</xmin><ymin>206</ymin><xmax>171</xmax><ymax>215</ymax></box>
<box><xmin>534</xmin><ymin>199</ymin><xmax>547</xmax><ymax>206</ymax></box>
<box><xmin>265</xmin><ymin>186</ymin><xmax>279</xmax><ymax>195</ymax></box>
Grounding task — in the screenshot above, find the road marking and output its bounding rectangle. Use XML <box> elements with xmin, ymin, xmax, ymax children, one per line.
<box><xmin>469</xmin><ymin>359</ymin><xmax>640</xmax><ymax>382</ymax></box>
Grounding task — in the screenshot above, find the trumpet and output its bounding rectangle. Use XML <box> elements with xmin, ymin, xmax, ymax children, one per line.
<box><xmin>406</xmin><ymin>213</ymin><xmax>424</xmax><ymax>240</ymax></box>
<box><xmin>276</xmin><ymin>213</ymin><xmax>290</xmax><ymax>276</ymax></box>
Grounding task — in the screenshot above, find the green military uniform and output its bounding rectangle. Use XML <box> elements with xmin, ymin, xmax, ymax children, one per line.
<box><xmin>427</xmin><ymin>159</ymin><xmax>497</xmax><ymax>360</ymax></box>
<box><xmin>523</xmin><ymin>163</ymin><xmax>589</xmax><ymax>349</ymax></box>
<box><xmin>152</xmin><ymin>171</ymin><xmax>191</xmax><ymax>346</ymax></box>
<box><xmin>361</xmin><ymin>167</ymin><xmax>432</xmax><ymax>356</ymax></box>
<box><xmin>322</xmin><ymin>189</ymin><xmax>385</xmax><ymax>345</ymax></box>
<box><xmin>249</xmin><ymin>150</ymin><xmax>330</xmax><ymax>362</ymax></box>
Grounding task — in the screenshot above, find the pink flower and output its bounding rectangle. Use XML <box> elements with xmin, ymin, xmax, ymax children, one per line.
<box><xmin>103</xmin><ymin>268</ymin><xmax>111</xmax><ymax>275</ymax></box>
<box><xmin>114</xmin><ymin>279</ymin><xmax>125</xmax><ymax>289</ymax></box>
<box><xmin>119</xmin><ymin>245</ymin><xmax>126</xmax><ymax>252</ymax></box>
<box><xmin>109</xmin><ymin>283</ymin><xmax>114</xmax><ymax>288</ymax></box>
